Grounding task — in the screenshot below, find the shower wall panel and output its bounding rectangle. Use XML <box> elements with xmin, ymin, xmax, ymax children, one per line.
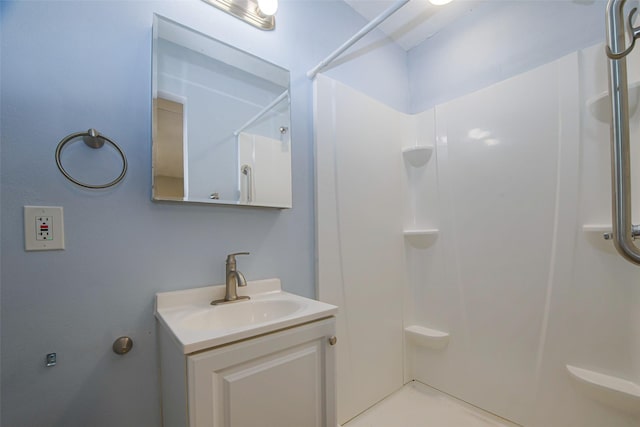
<box><xmin>314</xmin><ymin>75</ymin><xmax>409</xmax><ymax>424</ymax></box>
<box><xmin>412</xmin><ymin>54</ymin><xmax>565</xmax><ymax>425</ymax></box>
<box><xmin>316</xmin><ymin>44</ymin><xmax>640</xmax><ymax>427</ymax></box>
<box><xmin>408</xmin><ymin>47</ymin><xmax>640</xmax><ymax>427</ymax></box>
<box><xmin>529</xmin><ymin>43</ymin><xmax>640</xmax><ymax>427</ymax></box>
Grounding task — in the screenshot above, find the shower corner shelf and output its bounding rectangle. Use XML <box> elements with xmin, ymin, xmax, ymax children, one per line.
<box><xmin>402</xmin><ymin>145</ymin><xmax>434</xmax><ymax>167</ymax></box>
<box><xmin>405</xmin><ymin>325</ymin><xmax>449</xmax><ymax>350</ymax></box>
<box><xmin>582</xmin><ymin>224</ymin><xmax>616</xmax><ymax>252</ymax></box>
<box><xmin>582</xmin><ymin>224</ymin><xmax>611</xmax><ymax>234</ymax></box>
<box><xmin>587</xmin><ymin>81</ymin><xmax>640</xmax><ymax>123</ymax></box>
<box><xmin>566</xmin><ymin>365</ymin><xmax>640</xmax><ymax>414</ymax></box>
<box><xmin>404</xmin><ymin>228</ymin><xmax>439</xmax><ymax>248</ymax></box>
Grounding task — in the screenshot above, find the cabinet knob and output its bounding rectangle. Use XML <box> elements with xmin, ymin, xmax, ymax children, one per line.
<box><xmin>328</xmin><ymin>336</ymin><xmax>337</xmax><ymax>346</ymax></box>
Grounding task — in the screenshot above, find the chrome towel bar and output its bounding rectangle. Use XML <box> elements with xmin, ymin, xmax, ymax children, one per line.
<box><xmin>55</xmin><ymin>128</ymin><xmax>127</xmax><ymax>189</ymax></box>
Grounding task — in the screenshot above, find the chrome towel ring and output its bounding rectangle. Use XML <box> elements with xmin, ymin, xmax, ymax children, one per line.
<box><xmin>55</xmin><ymin>129</ymin><xmax>127</xmax><ymax>189</ymax></box>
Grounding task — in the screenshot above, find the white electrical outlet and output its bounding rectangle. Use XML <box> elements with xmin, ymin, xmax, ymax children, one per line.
<box><xmin>35</xmin><ymin>216</ymin><xmax>53</xmax><ymax>241</ymax></box>
<box><xmin>24</xmin><ymin>206</ymin><xmax>65</xmax><ymax>251</ymax></box>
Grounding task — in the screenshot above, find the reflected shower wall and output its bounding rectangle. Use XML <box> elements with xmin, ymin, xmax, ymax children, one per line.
<box><xmin>236</xmin><ymin>91</ymin><xmax>291</xmax><ymax>206</ymax></box>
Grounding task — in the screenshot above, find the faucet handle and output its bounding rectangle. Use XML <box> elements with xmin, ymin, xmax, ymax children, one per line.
<box><xmin>226</xmin><ymin>252</ymin><xmax>250</xmax><ymax>263</ymax></box>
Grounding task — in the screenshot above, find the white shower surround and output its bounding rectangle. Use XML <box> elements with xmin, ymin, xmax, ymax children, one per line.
<box><xmin>315</xmin><ymin>43</ymin><xmax>640</xmax><ymax>426</ymax></box>
<box><xmin>315</xmin><ymin>75</ymin><xmax>409</xmax><ymax>422</ymax></box>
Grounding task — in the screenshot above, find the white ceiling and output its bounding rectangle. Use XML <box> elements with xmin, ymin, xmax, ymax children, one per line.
<box><xmin>343</xmin><ymin>0</ymin><xmax>600</xmax><ymax>51</ymax></box>
<box><xmin>343</xmin><ymin>0</ymin><xmax>486</xmax><ymax>51</ymax></box>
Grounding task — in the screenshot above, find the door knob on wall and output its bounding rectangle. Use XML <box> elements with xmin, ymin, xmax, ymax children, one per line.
<box><xmin>112</xmin><ymin>336</ymin><xmax>133</xmax><ymax>355</ymax></box>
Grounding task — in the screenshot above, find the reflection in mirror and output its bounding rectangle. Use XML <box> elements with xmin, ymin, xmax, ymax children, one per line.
<box><xmin>152</xmin><ymin>15</ymin><xmax>292</xmax><ymax>208</ymax></box>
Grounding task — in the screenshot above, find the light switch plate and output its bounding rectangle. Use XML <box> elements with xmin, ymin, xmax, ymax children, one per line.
<box><xmin>24</xmin><ymin>206</ymin><xmax>65</xmax><ymax>251</ymax></box>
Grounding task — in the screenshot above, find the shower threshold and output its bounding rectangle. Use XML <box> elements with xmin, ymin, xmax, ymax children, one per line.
<box><xmin>343</xmin><ymin>381</ymin><xmax>520</xmax><ymax>427</ymax></box>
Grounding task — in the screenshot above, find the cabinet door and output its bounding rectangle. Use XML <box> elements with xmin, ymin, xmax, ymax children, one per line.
<box><xmin>188</xmin><ymin>318</ymin><xmax>336</xmax><ymax>427</ymax></box>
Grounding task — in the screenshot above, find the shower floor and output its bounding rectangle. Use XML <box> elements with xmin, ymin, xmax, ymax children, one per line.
<box><xmin>343</xmin><ymin>381</ymin><xmax>520</xmax><ymax>427</ymax></box>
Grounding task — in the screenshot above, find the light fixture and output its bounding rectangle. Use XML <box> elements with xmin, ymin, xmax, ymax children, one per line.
<box><xmin>201</xmin><ymin>0</ymin><xmax>277</xmax><ymax>30</ymax></box>
<box><xmin>257</xmin><ymin>0</ymin><xmax>278</xmax><ymax>16</ymax></box>
<box><xmin>429</xmin><ymin>0</ymin><xmax>453</xmax><ymax>5</ymax></box>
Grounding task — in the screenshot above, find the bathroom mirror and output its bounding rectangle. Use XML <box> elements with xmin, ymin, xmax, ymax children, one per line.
<box><xmin>152</xmin><ymin>15</ymin><xmax>292</xmax><ymax>208</ymax></box>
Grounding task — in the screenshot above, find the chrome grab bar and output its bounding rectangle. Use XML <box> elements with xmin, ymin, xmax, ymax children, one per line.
<box><xmin>606</xmin><ymin>4</ymin><xmax>640</xmax><ymax>59</ymax></box>
<box><xmin>606</xmin><ymin>0</ymin><xmax>640</xmax><ymax>264</ymax></box>
<box><xmin>241</xmin><ymin>164</ymin><xmax>253</xmax><ymax>203</ymax></box>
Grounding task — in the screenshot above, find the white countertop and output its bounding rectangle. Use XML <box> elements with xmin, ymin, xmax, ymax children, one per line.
<box><xmin>155</xmin><ymin>278</ymin><xmax>338</xmax><ymax>354</ymax></box>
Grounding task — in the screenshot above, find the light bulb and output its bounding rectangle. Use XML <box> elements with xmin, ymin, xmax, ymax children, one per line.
<box><xmin>257</xmin><ymin>0</ymin><xmax>278</xmax><ymax>16</ymax></box>
<box><xmin>429</xmin><ymin>0</ymin><xmax>453</xmax><ymax>5</ymax></box>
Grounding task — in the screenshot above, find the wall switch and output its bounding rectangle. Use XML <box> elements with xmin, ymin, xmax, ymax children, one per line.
<box><xmin>24</xmin><ymin>206</ymin><xmax>65</xmax><ymax>251</ymax></box>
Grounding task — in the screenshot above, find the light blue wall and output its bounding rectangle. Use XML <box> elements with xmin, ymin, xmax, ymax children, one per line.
<box><xmin>408</xmin><ymin>0</ymin><xmax>607</xmax><ymax>113</ymax></box>
<box><xmin>2</xmin><ymin>0</ymin><xmax>613</xmax><ymax>424</ymax></box>
<box><xmin>0</xmin><ymin>1</ymin><xmax>407</xmax><ymax>425</ymax></box>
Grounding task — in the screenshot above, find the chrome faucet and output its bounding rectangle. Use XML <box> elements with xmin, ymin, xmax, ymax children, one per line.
<box><xmin>211</xmin><ymin>252</ymin><xmax>250</xmax><ymax>305</ymax></box>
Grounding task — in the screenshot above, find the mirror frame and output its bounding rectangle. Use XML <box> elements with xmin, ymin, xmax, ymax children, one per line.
<box><xmin>151</xmin><ymin>14</ymin><xmax>292</xmax><ymax>209</ymax></box>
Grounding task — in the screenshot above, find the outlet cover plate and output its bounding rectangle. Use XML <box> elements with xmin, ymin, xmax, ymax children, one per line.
<box><xmin>24</xmin><ymin>206</ymin><xmax>65</xmax><ymax>251</ymax></box>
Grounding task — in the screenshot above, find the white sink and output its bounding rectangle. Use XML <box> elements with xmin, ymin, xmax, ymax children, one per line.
<box><xmin>181</xmin><ymin>299</ymin><xmax>304</xmax><ymax>330</ymax></box>
<box><xmin>155</xmin><ymin>278</ymin><xmax>337</xmax><ymax>354</ymax></box>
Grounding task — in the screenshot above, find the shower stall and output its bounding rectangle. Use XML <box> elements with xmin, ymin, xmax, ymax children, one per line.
<box><xmin>313</xmin><ymin>5</ymin><xmax>640</xmax><ymax>425</ymax></box>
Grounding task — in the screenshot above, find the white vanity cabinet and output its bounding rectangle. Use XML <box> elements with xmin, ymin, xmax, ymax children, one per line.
<box><xmin>156</xmin><ymin>279</ymin><xmax>338</xmax><ymax>427</ymax></box>
<box><xmin>159</xmin><ymin>316</ymin><xmax>337</xmax><ymax>427</ymax></box>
